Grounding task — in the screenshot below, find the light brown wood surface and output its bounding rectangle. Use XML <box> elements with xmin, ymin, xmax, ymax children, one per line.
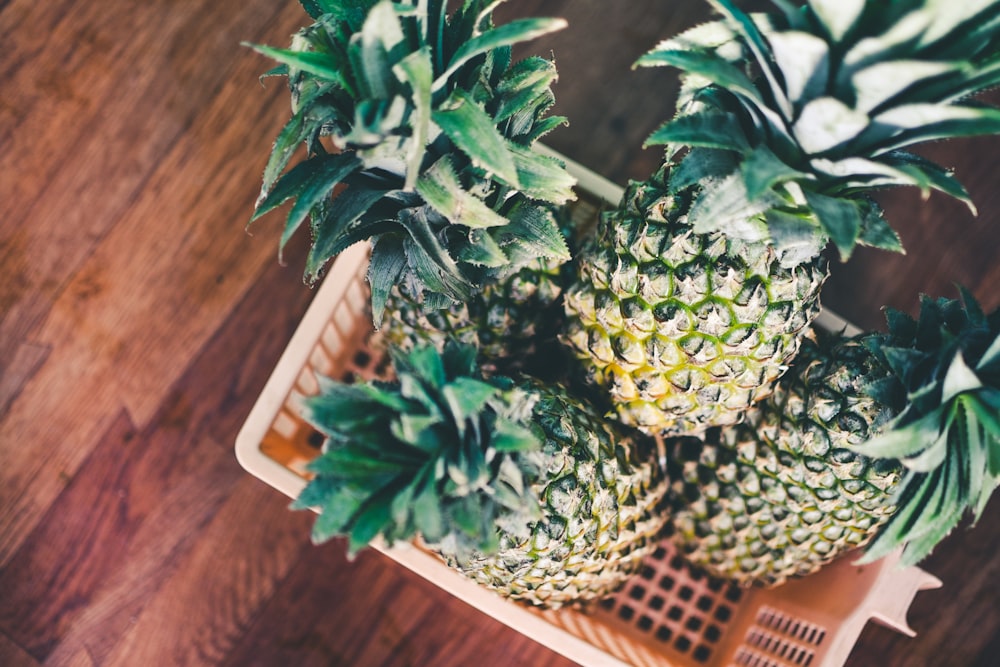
<box><xmin>1</xmin><ymin>1</ymin><xmax>997</xmax><ymax>666</ymax></box>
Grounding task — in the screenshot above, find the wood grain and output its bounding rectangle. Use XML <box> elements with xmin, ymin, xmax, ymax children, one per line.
<box><xmin>1</xmin><ymin>1</ymin><xmax>997</xmax><ymax>666</ymax></box>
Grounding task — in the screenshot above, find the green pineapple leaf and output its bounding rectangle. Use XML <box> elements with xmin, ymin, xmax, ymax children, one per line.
<box><xmin>436</xmin><ymin>17</ymin><xmax>568</xmax><ymax>90</ymax></box>
<box><xmin>802</xmin><ymin>191</ymin><xmax>862</xmax><ymax>261</ymax></box>
<box><xmin>853</xmin><ymin>291</ymin><xmax>1000</xmax><ymax>566</ymax></box>
<box><xmin>295</xmin><ymin>343</ymin><xmax>544</xmax><ymax>561</ymax></box>
<box><xmin>432</xmin><ymin>91</ymin><xmax>520</xmax><ymax>188</ymax></box>
<box><xmin>246</xmin><ymin>43</ymin><xmax>354</xmax><ymax>94</ymax></box>
<box><xmin>393</xmin><ymin>47</ymin><xmax>434</xmax><ymax>189</ymax></box>
<box><xmin>250</xmin><ymin>0</ymin><xmax>573</xmax><ymax>321</ymax></box>
<box><xmin>640</xmin><ymin>0</ymin><xmax>1000</xmax><ymax>266</ymax></box>
<box><xmin>415</xmin><ymin>157</ymin><xmax>509</xmax><ymax>228</ymax></box>
<box><xmin>508</xmin><ymin>144</ymin><xmax>577</xmax><ymax>204</ymax></box>
<box><xmin>743</xmin><ymin>145</ymin><xmax>814</xmax><ymax>201</ymax></box>
<box><xmin>368</xmin><ymin>236</ymin><xmax>407</xmax><ymax>328</ymax></box>
<box><xmin>644</xmin><ymin>112</ymin><xmax>751</xmax><ymax>153</ymax></box>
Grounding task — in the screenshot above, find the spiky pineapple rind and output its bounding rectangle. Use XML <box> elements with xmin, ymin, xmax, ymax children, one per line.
<box><xmin>563</xmin><ymin>166</ymin><xmax>826</xmax><ymax>436</ymax></box>
<box><xmin>668</xmin><ymin>331</ymin><xmax>901</xmax><ymax>587</ymax></box>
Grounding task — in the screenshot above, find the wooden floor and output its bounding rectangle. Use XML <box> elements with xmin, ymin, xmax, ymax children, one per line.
<box><xmin>1</xmin><ymin>1</ymin><xmax>998</xmax><ymax>665</ymax></box>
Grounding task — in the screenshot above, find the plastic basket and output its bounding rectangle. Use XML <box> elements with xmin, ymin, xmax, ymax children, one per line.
<box><xmin>236</xmin><ymin>151</ymin><xmax>941</xmax><ymax>667</ymax></box>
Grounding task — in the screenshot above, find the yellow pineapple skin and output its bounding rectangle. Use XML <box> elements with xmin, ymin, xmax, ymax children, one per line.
<box><xmin>563</xmin><ymin>167</ymin><xmax>826</xmax><ymax>437</ymax></box>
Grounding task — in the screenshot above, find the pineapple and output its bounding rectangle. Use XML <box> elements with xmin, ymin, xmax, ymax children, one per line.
<box><xmin>294</xmin><ymin>343</ymin><xmax>671</xmax><ymax>608</ymax></box>
<box><xmin>669</xmin><ymin>291</ymin><xmax>1000</xmax><ymax>587</ymax></box>
<box><xmin>563</xmin><ymin>0</ymin><xmax>1000</xmax><ymax>436</ymax></box>
<box><xmin>248</xmin><ymin>0</ymin><xmax>576</xmax><ymax>342</ymax></box>
<box><xmin>379</xmin><ymin>254</ymin><xmax>566</xmax><ymax>373</ymax></box>
<box><xmin>380</xmin><ymin>201</ymin><xmax>589</xmax><ymax>375</ymax></box>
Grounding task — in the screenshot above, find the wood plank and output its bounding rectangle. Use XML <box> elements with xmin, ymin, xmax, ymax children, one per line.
<box><xmin>846</xmin><ymin>498</ymin><xmax>1000</xmax><ymax>667</ymax></box>
<box><xmin>0</xmin><ymin>2</ymin><xmax>307</xmax><ymax>565</ymax></box>
<box><xmin>219</xmin><ymin>538</ymin><xmax>576</xmax><ymax>667</ymax></box>
<box><xmin>0</xmin><ymin>631</ymin><xmax>41</xmax><ymax>667</ymax></box>
<box><xmin>0</xmin><ymin>232</ymin><xmax>317</xmax><ymax>663</ymax></box>
<box><xmin>94</xmin><ymin>475</ymin><xmax>313</xmax><ymax>667</ymax></box>
<box><xmin>0</xmin><ymin>0</ymin><xmax>296</xmax><ymax>378</ymax></box>
<box><xmin>0</xmin><ymin>341</ymin><xmax>49</xmax><ymax>417</ymax></box>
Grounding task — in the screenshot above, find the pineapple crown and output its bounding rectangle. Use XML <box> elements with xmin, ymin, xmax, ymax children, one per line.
<box><xmin>638</xmin><ymin>0</ymin><xmax>1000</xmax><ymax>267</ymax></box>
<box><xmin>247</xmin><ymin>0</ymin><xmax>575</xmax><ymax>325</ymax></box>
<box><xmin>851</xmin><ymin>289</ymin><xmax>1000</xmax><ymax>566</ymax></box>
<box><xmin>294</xmin><ymin>342</ymin><xmax>546</xmax><ymax>561</ymax></box>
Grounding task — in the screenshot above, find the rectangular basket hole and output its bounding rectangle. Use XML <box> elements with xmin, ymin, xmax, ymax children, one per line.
<box><xmin>648</xmin><ymin>595</ymin><xmax>665</xmax><ymax>611</ymax></box>
<box><xmin>637</xmin><ymin>615</ymin><xmax>654</xmax><ymax>632</ymax></box>
<box><xmin>658</xmin><ymin>575</ymin><xmax>675</xmax><ymax>592</ymax></box>
<box><xmin>685</xmin><ymin>616</ymin><xmax>703</xmax><ymax>633</ymax></box>
<box><xmin>674</xmin><ymin>635</ymin><xmax>692</xmax><ymax>653</ymax></box>
<box><xmin>307</xmin><ymin>430</ymin><xmax>325</xmax><ymax>449</ymax></box>
<box><xmin>696</xmin><ymin>594</ymin><xmax>714</xmax><ymax>612</ymax></box>
<box><xmin>678</xmin><ymin>585</ymin><xmax>694</xmax><ymax>601</ymax></box>
<box><xmin>714</xmin><ymin>605</ymin><xmax>732</xmax><ymax>622</ymax></box>
<box><xmin>667</xmin><ymin>605</ymin><xmax>684</xmax><ymax>622</ymax></box>
<box><xmin>352</xmin><ymin>349</ymin><xmax>371</xmax><ymax>369</ymax></box>
<box><xmin>618</xmin><ymin>605</ymin><xmax>635</xmax><ymax>622</ymax></box>
<box><xmin>655</xmin><ymin>626</ymin><xmax>673</xmax><ymax>643</ymax></box>
<box><xmin>628</xmin><ymin>584</ymin><xmax>646</xmax><ymax>601</ymax></box>
<box><xmin>725</xmin><ymin>585</ymin><xmax>744</xmax><ymax>603</ymax></box>
<box><xmin>639</xmin><ymin>564</ymin><xmax>656</xmax><ymax>580</ymax></box>
<box><xmin>693</xmin><ymin>644</ymin><xmax>712</xmax><ymax>664</ymax></box>
<box><xmin>599</xmin><ymin>597</ymin><xmax>616</xmax><ymax>610</ymax></box>
<box><xmin>705</xmin><ymin>624</ymin><xmax>722</xmax><ymax>643</ymax></box>
<box><xmin>756</xmin><ymin>607</ymin><xmax>826</xmax><ymax>647</ymax></box>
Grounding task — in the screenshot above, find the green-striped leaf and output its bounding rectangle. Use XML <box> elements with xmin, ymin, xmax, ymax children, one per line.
<box><xmin>637</xmin><ymin>50</ymin><xmax>765</xmax><ymax>112</ymax></box>
<box><xmin>458</xmin><ymin>228</ymin><xmax>508</xmax><ymax>267</ymax></box>
<box><xmin>415</xmin><ymin>157</ymin><xmax>509</xmax><ymax>228</ymax></box>
<box><xmin>247</xmin><ymin>43</ymin><xmax>351</xmax><ymax>91</ymax></box>
<box><xmin>308</xmin><ymin>186</ymin><xmax>396</xmax><ymax>276</ymax></box>
<box><xmin>368</xmin><ymin>235</ymin><xmax>407</xmax><ymax>328</ymax></box>
<box><xmin>443</xmin><ymin>378</ymin><xmax>499</xmax><ymax>429</ymax></box>
<box><xmin>852</xmin><ymin>60</ymin><xmax>960</xmax><ymax>113</ymax></box>
<box><xmin>350</xmin><ymin>0</ymin><xmax>405</xmax><ymax>100</ymax></box>
<box><xmin>743</xmin><ymin>144</ymin><xmax>812</xmax><ymax>199</ymax></box>
<box><xmin>393</xmin><ymin>47</ymin><xmax>434</xmax><ymax>189</ymax></box>
<box><xmin>706</xmin><ymin>0</ymin><xmax>792</xmax><ymax>118</ymax></box>
<box><xmin>864</xmin><ymin>104</ymin><xmax>1000</xmax><ymax>155</ymax></box>
<box><xmin>432</xmin><ymin>91</ymin><xmax>520</xmax><ymax>187</ymax></box>
<box><xmin>942</xmin><ymin>352</ymin><xmax>983</xmax><ymax>403</ymax></box>
<box><xmin>498</xmin><ymin>203</ymin><xmax>570</xmax><ymax>262</ymax></box>
<box><xmin>645</xmin><ymin>111</ymin><xmax>751</xmax><ymax>153</ymax></box>
<box><xmin>401</xmin><ymin>208</ymin><xmax>473</xmax><ymax>301</ymax></box>
<box><xmin>854</xmin><ymin>408</ymin><xmax>945</xmax><ymax>460</ymax></box>
<box><xmin>436</xmin><ymin>17</ymin><xmax>567</xmax><ymax>91</ymax></box>
<box><xmin>807</xmin><ymin>0</ymin><xmax>865</xmax><ymax>42</ymax></box>
<box><xmin>793</xmin><ymin>97</ymin><xmax>870</xmax><ymax>154</ymax></box>
<box><xmin>856</xmin><ymin>199</ymin><xmax>904</xmax><ymax>253</ymax></box>
<box><xmin>767</xmin><ymin>30</ymin><xmax>830</xmax><ymax>103</ymax></box>
<box><xmin>347</xmin><ymin>484</ymin><xmax>399</xmax><ymax>555</ymax></box>
<box><xmin>803</xmin><ymin>190</ymin><xmax>862</xmax><ymax>260</ymax></box>
<box><xmin>508</xmin><ymin>144</ymin><xmax>576</xmax><ymax>205</ymax></box>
